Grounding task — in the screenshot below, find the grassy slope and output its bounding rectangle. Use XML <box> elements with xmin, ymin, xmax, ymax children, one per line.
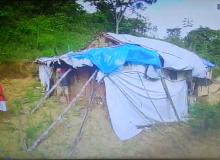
<box><xmin>0</xmin><ymin>31</ymin><xmax>96</xmax><ymax>62</ymax></box>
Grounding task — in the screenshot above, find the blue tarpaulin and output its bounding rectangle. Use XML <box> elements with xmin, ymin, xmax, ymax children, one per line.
<box><xmin>67</xmin><ymin>43</ymin><xmax>162</xmax><ymax>74</ymax></box>
<box><xmin>200</xmin><ymin>57</ymin><xmax>215</xmax><ymax>68</ymax></box>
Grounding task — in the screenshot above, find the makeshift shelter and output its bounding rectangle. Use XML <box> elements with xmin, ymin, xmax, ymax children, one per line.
<box><xmin>196</xmin><ymin>57</ymin><xmax>216</xmax><ymax>97</ymax></box>
<box><xmin>33</xmin><ymin>32</ymin><xmax>210</xmax><ymax>144</ymax></box>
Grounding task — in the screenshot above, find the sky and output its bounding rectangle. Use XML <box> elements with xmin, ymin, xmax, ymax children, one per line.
<box><xmin>77</xmin><ymin>0</ymin><xmax>220</xmax><ymax>38</ymax></box>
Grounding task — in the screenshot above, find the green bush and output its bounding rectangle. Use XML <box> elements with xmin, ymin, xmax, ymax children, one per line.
<box><xmin>212</xmin><ymin>66</ymin><xmax>220</xmax><ymax>79</ymax></box>
<box><xmin>188</xmin><ymin>102</ymin><xmax>220</xmax><ymax>136</ymax></box>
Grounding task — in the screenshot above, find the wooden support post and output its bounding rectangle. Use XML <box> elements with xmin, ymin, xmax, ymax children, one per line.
<box><xmin>137</xmin><ymin>72</ymin><xmax>165</xmax><ymax>123</ymax></box>
<box><xmin>158</xmin><ymin>71</ymin><xmax>180</xmax><ymax>122</ymax></box>
<box><xmin>30</xmin><ymin>68</ymin><xmax>72</xmax><ymax>114</ymax></box>
<box><xmin>27</xmin><ymin>70</ymin><xmax>97</xmax><ymax>151</ymax></box>
<box><xmin>208</xmin><ymin>68</ymin><xmax>212</xmax><ymax>99</ymax></box>
<box><xmin>67</xmin><ymin>78</ymin><xmax>98</xmax><ymax>158</ymax></box>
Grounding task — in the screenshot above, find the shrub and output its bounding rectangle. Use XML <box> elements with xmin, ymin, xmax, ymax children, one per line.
<box><xmin>212</xmin><ymin>66</ymin><xmax>220</xmax><ymax>79</ymax></box>
<box><xmin>188</xmin><ymin>102</ymin><xmax>220</xmax><ymax>136</ymax></box>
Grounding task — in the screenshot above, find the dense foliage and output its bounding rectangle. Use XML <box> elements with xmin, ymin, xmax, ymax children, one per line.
<box><xmin>189</xmin><ymin>102</ymin><xmax>220</xmax><ymax>136</ymax></box>
<box><xmin>0</xmin><ymin>0</ymin><xmax>220</xmax><ymax>69</ymax></box>
<box><xmin>85</xmin><ymin>0</ymin><xmax>157</xmax><ymax>33</ymax></box>
<box><xmin>184</xmin><ymin>27</ymin><xmax>220</xmax><ymax>65</ymax></box>
<box><xmin>0</xmin><ymin>1</ymin><xmax>108</xmax><ymax>61</ymax></box>
<box><xmin>0</xmin><ymin>0</ymin><xmax>159</xmax><ymax>62</ymax></box>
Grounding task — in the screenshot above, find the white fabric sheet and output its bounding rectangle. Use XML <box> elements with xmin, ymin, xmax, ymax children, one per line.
<box><xmin>39</xmin><ymin>65</ymin><xmax>53</xmax><ymax>92</ymax></box>
<box><xmin>60</xmin><ymin>57</ymin><xmax>93</xmax><ymax>68</ymax></box>
<box><xmin>35</xmin><ymin>55</ymin><xmax>93</xmax><ymax>69</ymax></box>
<box><xmin>0</xmin><ymin>101</ymin><xmax>7</xmax><ymax>111</ymax></box>
<box><xmin>106</xmin><ymin>32</ymin><xmax>207</xmax><ymax>78</ymax></box>
<box><xmin>104</xmin><ymin>70</ymin><xmax>188</xmax><ymax>140</ymax></box>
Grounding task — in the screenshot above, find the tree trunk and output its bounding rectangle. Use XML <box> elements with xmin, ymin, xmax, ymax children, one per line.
<box><xmin>116</xmin><ymin>21</ymin><xmax>119</xmax><ymax>34</ymax></box>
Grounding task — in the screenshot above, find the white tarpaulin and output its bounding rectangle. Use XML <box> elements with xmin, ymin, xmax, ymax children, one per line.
<box><xmin>39</xmin><ymin>65</ymin><xmax>52</xmax><ymax>92</ymax></box>
<box><xmin>35</xmin><ymin>54</ymin><xmax>93</xmax><ymax>69</ymax></box>
<box><xmin>106</xmin><ymin>32</ymin><xmax>207</xmax><ymax>78</ymax></box>
<box><xmin>59</xmin><ymin>56</ymin><xmax>93</xmax><ymax>68</ymax></box>
<box><xmin>104</xmin><ymin>70</ymin><xmax>188</xmax><ymax>140</ymax></box>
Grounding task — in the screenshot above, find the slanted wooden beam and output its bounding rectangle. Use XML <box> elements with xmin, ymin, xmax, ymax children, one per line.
<box><xmin>158</xmin><ymin>71</ymin><xmax>180</xmax><ymax>122</ymax></box>
<box><xmin>67</xmin><ymin>79</ymin><xmax>98</xmax><ymax>158</ymax></box>
<box><xmin>27</xmin><ymin>70</ymin><xmax>97</xmax><ymax>151</ymax></box>
<box><xmin>30</xmin><ymin>68</ymin><xmax>72</xmax><ymax>114</ymax></box>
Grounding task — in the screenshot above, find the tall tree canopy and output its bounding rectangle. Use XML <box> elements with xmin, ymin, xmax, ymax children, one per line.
<box><xmin>84</xmin><ymin>0</ymin><xmax>157</xmax><ymax>33</ymax></box>
<box><xmin>166</xmin><ymin>28</ymin><xmax>182</xmax><ymax>39</ymax></box>
<box><xmin>183</xmin><ymin>17</ymin><xmax>193</xmax><ymax>35</ymax></box>
<box><xmin>165</xmin><ymin>27</ymin><xmax>184</xmax><ymax>47</ymax></box>
<box><xmin>184</xmin><ymin>27</ymin><xmax>220</xmax><ymax>65</ymax></box>
<box><xmin>119</xmin><ymin>16</ymin><xmax>158</xmax><ymax>37</ymax></box>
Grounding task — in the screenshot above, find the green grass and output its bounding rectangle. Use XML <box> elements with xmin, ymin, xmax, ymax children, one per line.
<box><xmin>0</xmin><ymin>31</ymin><xmax>96</xmax><ymax>62</ymax></box>
<box><xmin>25</xmin><ymin>115</ymin><xmax>53</xmax><ymax>146</ymax></box>
<box><xmin>188</xmin><ymin>101</ymin><xmax>220</xmax><ymax>137</ymax></box>
<box><xmin>212</xmin><ymin>66</ymin><xmax>220</xmax><ymax>79</ymax></box>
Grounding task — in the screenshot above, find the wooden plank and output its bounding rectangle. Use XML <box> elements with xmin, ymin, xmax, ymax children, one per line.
<box><xmin>30</xmin><ymin>68</ymin><xmax>72</xmax><ymax>114</ymax></box>
<box><xmin>67</xmin><ymin>78</ymin><xmax>98</xmax><ymax>158</ymax></box>
<box><xmin>159</xmin><ymin>71</ymin><xmax>180</xmax><ymax>122</ymax></box>
<box><xmin>27</xmin><ymin>70</ymin><xmax>97</xmax><ymax>151</ymax></box>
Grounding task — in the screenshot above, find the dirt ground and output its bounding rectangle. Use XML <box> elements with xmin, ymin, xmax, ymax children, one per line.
<box><xmin>1</xmin><ymin>63</ymin><xmax>220</xmax><ymax>159</ymax></box>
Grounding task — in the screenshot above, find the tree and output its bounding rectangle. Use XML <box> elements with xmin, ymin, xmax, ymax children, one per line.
<box><xmin>166</xmin><ymin>28</ymin><xmax>182</xmax><ymax>39</ymax></box>
<box><xmin>119</xmin><ymin>16</ymin><xmax>158</xmax><ymax>37</ymax></box>
<box><xmin>184</xmin><ymin>27</ymin><xmax>220</xmax><ymax>65</ymax></box>
<box><xmin>84</xmin><ymin>0</ymin><xmax>157</xmax><ymax>34</ymax></box>
<box><xmin>165</xmin><ymin>28</ymin><xmax>184</xmax><ymax>47</ymax></box>
<box><xmin>183</xmin><ymin>17</ymin><xmax>193</xmax><ymax>35</ymax></box>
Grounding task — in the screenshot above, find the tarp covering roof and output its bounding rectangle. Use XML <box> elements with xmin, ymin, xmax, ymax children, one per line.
<box><xmin>105</xmin><ymin>32</ymin><xmax>207</xmax><ymax>78</ymax></box>
<box><xmin>200</xmin><ymin>57</ymin><xmax>215</xmax><ymax>68</ymax></box>
<box><xmin>69</xmin><ymin>43</ymin><xmax>162</xmax><ymax>74</ymax></box>
<box><xmin>35</xmin><ymin>32</ymin><xmax>211</xmax><ymax>78</ymax></box>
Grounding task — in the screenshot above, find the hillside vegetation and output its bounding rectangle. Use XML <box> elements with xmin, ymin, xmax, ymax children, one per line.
<box><xmin>0</xmin><ymin>1</ymin><xmax>108</xmax><ymax>61</ymax></box>
<box><xmin>0</xmin><ymin>0</ymin><xmax>220</xmax><ymax>69</ymax></box>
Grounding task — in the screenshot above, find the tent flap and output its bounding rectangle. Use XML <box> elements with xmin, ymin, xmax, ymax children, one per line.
<box><xmin>104</xmin><ymin>70</ymin><xmax>188</xmax><ymax>140</ymax></box>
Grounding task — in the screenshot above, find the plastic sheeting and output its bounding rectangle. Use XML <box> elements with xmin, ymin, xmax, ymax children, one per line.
<box><xmin>60</xmin><ymin>53</ymin><xmax>93</xmax><ymax>68</ymax></box>
<box><xmin>106</xmin><ymin>32</ymin><xmax>207</xmax><ymax>78</ymax></box>
<box><xmin>39</xmin><ymin>65</ymin><xmax>52</xmax><ymax>92</ymax></box>
<box><xmin>104</xmin><ymin>69</ymin><xmax>188</xmax><ymax>140</ymax></box>
<box><xmin>71</xmin><ymin>43</ymin><xmax>162</xmax><ymax>74</ymax></box>
<box><xmin>200</xmin><ymin>57</ymin><xmax>215</xmax><ymax>68</ymax></box>
<box><xmin>35</xmin><ymin>55</ymin><xmax>93</xmax><ymax>69</ymax></box>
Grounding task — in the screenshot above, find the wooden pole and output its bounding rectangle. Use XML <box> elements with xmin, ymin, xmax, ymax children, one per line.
<box><xmin>27</xmin><ymin>70</ymin><xmax>97</xmax><ymax>151</ymax></box>
<box><xmin>137</xmin><ymin>72</ymin><xmax>165</xmax><ymax>123</ymax></box>
<box><xmin>67</xmin><ymin>79</ymin><xmax>98</xmax><ymax>158</ymax></box>
<box><xmin>138</xmin><ymin>71</ymin><xmax>186</xmax><ymax>155</ymax></box>
<box><xmin>30</xmin><ymin>68</ymin><xmax>72</xmax><ymax>114</ymax></box>
<box><xmin>158</xmin><ymin>71</ymin><xmax>180</xmax><ymax>122</ymax></box>
<box><xmin>208</xmin><ymin>68</ymin><xmax>212</xmax><ymax>99</ymax></box>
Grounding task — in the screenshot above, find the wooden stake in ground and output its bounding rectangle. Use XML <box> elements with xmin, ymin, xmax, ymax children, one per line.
<box><xmin>67</xmin><ymin>78</ymin><xmax>99</xmax><ymax>158</ymax></box>
<box><xmin>158</xmin><ymin>71</ymin><xmax>180</xmax><ymax>122</ymax></box>
<box><xmin>30</xmin><ymin>68</ymin><xmax>72</xmax><ymax>114</ymax></box>
<box><xmin>27</xmin><ymin>70</ymin><xmax>98</xmax><ymax>152</ymax></box>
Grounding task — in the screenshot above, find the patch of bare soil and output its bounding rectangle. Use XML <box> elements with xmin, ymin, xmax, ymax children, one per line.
<box><xmin>0</xmin><ymin>61</ymin><xmax>37</xmax><ymax>79</ymax></box>
<box><xmin>1</xmin><ymin>70</ymin><xmax>220</xmax><ymax>159</ymax></box>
